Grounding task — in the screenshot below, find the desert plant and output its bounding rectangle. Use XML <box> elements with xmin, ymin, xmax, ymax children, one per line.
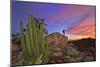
<box><xmin>20</xmin><ymin>15</ymin><xmax>52</xmax><ymax>65</ymax></box>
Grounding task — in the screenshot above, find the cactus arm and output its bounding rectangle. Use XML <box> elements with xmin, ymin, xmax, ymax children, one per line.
<box><xmin>20</xmin><ymin>21</ymin><xmax>27</xmax><ymax>58</ymax></box>
<box><xmin>25</xmin><ymin>28</ymin><xmax>32</xmax><ymax>56</ymax></box>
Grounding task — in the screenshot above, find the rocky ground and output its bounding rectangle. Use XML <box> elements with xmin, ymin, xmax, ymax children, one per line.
<box><xmin>11</xmin><ymin>32</ymin><xmax>96</xmax><ymax>65</ymax></box>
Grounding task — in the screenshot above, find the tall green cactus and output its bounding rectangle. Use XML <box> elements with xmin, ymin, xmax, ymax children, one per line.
<box><xmin>28</xmin><ymin>16</ymin><xmax>34</xmax><ymax>56</ymax></box>
<box><xmin>20</xmin><ymin>15</ymin><xmax>52</xmax><ymax>65</ymax></box>
<box><xmin>20</xmin><ymin>21</ymin><xmax>27</xmax><ymax>58</ymax></box>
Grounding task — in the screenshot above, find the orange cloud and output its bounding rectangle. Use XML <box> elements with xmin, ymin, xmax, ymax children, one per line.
<box><xmin>66</xmin><ymin>20</ymin><xmax>96</xmax><ymax>40</ymax></box>
<box><xmin>67</xmin><ymin>22</ymin><xmax>95</xmax><ymax>33</ymax></box>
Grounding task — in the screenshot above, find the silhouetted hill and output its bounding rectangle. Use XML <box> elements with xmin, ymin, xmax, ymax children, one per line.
<box><xmin>69</xmin><ymin>38</ymin><xmax>96</xmax><ymax>51</ymax></box>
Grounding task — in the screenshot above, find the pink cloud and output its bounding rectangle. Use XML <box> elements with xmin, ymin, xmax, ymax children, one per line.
<box><xmin>47</xmin><ymin>5</ymin><xmax>90</xmax><ymax>23</ymax></box>
<box><xmin>66</xmin><ymin>21</ymin><xmax>95</xmax><ymax>36</ymax></box>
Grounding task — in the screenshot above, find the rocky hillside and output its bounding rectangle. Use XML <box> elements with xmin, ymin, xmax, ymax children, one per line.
<box><xmin>48</xmin><ymin>32</ymin><xmax>68</xmax><ymax>49</ymax></box>
<box><xmin>47</xmin><ymin>32</ymin><xmax>96</xmax><ymax>63</ymax></box>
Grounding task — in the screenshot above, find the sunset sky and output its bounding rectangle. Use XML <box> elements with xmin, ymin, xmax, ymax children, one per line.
<box><xmin>12</xmin><ymin>1</ymin><xmax>96</xmax><ymax>40</ymax></box>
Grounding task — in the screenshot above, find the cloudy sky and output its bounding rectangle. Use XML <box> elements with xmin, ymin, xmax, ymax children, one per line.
<box><xmin>12</xmin><ymin>1</ymin><xmax>96</xmax><ymax>40</ymax></box>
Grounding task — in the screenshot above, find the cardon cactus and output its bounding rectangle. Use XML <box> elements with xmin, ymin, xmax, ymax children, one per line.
<box><xmin>20</xmin><ymin>15</ymin><xmax>51</xmax><ymax>65</ymax></box>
